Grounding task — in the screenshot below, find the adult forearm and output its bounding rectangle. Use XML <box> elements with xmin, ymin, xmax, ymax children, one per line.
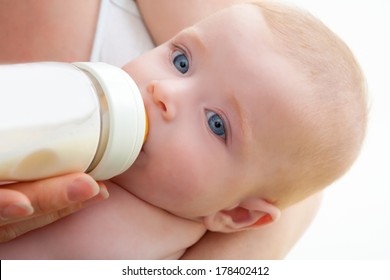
<box><xmin>137</xmin><ymin>0</ymin><xmax>247</xmax><ymax>45</ymax></box>
<box><xmin>181</xmin><ymin>193</ymin><xmax>322</xmax><ymax>260</ymax></box>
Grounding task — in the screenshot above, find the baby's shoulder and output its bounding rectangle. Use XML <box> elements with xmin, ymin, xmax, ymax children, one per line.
<box><xmin>92</xmin><ymin>181</ymin><xmax>208</xmax><ymax>259</ymax></box>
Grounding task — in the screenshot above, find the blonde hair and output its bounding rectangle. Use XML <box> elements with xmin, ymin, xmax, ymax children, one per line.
<box><xmin>250</xmin><ymin>1</ymin><xmax>368</xmax><ymax>208</ymax></box>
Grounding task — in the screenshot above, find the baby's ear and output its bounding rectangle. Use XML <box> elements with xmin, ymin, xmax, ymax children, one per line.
<box><xmin>202</xmin><ymin>198</ymin><xmax>281</xmax><ymax>233</ymax></box>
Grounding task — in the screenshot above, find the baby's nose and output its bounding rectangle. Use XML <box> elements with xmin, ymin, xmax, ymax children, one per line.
<box><xmin>147</xmin><ymin>81</ymin><xmax>176</xmax><ymax>121</ymax></box>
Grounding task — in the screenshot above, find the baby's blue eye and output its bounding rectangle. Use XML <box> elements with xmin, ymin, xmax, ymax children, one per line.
<box><xmin>172</xmin><ymin>50</ymin><xmax>189</xmax><ymax>74</ymax></box>
<box><xmin>206</xmin><ymin>111</ymin><xmax>226</xmax><ymax>140</ymax></box>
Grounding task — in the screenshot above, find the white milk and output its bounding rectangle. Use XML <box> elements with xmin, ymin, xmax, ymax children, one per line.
<box><xmin>0</xmin><ymin>62</ymin><xmax>147</xmax><ymax>181</ymax></box>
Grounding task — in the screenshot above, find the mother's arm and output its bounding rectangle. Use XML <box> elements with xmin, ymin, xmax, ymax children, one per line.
<box><xmin>181</xmin><ymin>193</ymin><xmax>322</xmax><ymax>259</ymax></box>
<box><xmin>137</xmin><ymin>0</ymin><xmax>246</xmax><ymax>45</ymax></box>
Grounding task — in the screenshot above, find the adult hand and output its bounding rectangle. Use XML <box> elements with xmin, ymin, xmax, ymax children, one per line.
<box><xmin>0</xmin><ymin>173</ymin><xmax>108</xmax><ymax>243</ymax></box>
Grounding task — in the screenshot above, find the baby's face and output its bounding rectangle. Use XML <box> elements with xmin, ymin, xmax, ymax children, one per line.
<box><xmin>116</xmin><ymin>4</ymin><xmax>310</xmax><ymax>219</ymax></box>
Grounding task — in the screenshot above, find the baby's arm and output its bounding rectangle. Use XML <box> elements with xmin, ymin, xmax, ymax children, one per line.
<box><xmin>0</xmin><ymin>180</ymin><xmax>206</xmax><ymax>259</ymax></box>
<box><xmin>181</xmin><ymin>193</ymin><xmax>322</xmax><ymax>259</ymax></box>
<box><xmin>0</xmin><ymin>174</ymin><xmax>106</xmax><ymax>243</ymax></box>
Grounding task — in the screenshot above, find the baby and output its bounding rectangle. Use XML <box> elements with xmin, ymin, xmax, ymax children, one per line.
<box><xmin>0</xmin><ymin>1</ymin><xmax>367</xmax><ymax>259</ymax></box>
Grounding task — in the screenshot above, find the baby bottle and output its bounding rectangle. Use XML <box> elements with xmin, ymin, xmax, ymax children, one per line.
<box><xmin>0</xmin><ymin>62</ymin><xmax>147</xmax><ymax>181</ymax></box>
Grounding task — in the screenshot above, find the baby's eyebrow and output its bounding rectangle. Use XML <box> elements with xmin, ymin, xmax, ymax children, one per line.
<box><xmin>229</xmin><ymin>93</ymin><xmax>251</xmax><ymax>147</ymax></box>
<box><xmin>179</xmin><ymin>27</ymin><xmax>206</xmax><ymax>52</ymax></box>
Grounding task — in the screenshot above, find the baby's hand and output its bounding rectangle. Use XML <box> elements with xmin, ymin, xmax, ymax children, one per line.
<box><xmin>0</xmin><ymin>173</ymin><xmax>108</xmax><ymax>242</ymax></box>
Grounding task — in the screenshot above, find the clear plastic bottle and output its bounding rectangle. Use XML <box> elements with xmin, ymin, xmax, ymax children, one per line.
<box><xmin>0</xmin><ymin>62</ymin><xmax>147</xmax><ymax>181</ymax></box>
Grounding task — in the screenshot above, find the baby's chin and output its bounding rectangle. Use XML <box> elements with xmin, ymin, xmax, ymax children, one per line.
<box><xmin>127</xmin><ymin>147</ymin><xmax>149</xmax><ymax>170</ymax></box>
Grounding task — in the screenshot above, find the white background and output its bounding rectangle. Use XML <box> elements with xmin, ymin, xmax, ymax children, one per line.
<box><xmin>283</xmin><ymin>0</ymin><xmax>390</xmax><ymax>259</ymax></box>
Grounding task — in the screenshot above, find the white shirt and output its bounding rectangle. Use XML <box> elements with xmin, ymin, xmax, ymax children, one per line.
<box><xmin>90</xmin><ymin>0</ymin><xmax>155</xmax><ymax>67</ymax></box>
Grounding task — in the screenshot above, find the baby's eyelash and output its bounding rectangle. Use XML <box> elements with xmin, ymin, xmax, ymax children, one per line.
<box><xmin>170</xmin><ymin>41</ymin><xmax>191</xmax><ymax>60</ymax></box>
<box><xmin>169</xmin><ymin>42</ymin><xmax>191</xmax><ymax>75</ymax></box>
<box><xmin>172</xmin><ymin>50</ymin><xmax>189</xmax><ymax>74</ymax></box>
<box><xmin>205</xmin><ymin>110</ymin><xmax>229</xmax><ymax>143</ymax></box>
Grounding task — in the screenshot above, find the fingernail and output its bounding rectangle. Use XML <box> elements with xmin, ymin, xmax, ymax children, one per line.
<box><xmin>1</xmin><ymin>203</ymin><xmax>34</xmax><ymax>220</ymax></box>
<box><xmin>98</xmin><ymin>183</ymin><xmax>110</xmax><ymax>200</ymax></box>
<box><xmin>67</xmin><ymin>176</ymin><xmax>100</xmax><ymax>202</ymax></box>
<box><xmin>83</xmin><ymin>183</ymin><xmax>110</xmax><ymax>207</ymax></box>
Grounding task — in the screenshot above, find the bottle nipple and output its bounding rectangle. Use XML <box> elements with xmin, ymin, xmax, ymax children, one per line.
<box><xmin>144</xmin><ymin>112</ymin><xmax>149</xmax><ymax>143</ymax></box>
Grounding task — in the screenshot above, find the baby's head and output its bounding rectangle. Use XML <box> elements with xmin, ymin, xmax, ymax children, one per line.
<box><xmin>118</xmin><ymin>1</ymin><xmax>367</xmax><ymax>232</ymax></box>
<box><xmin>243</xmin><ymin>1</ymin><xmax>368</xmax><ymax>209</ymax></box>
